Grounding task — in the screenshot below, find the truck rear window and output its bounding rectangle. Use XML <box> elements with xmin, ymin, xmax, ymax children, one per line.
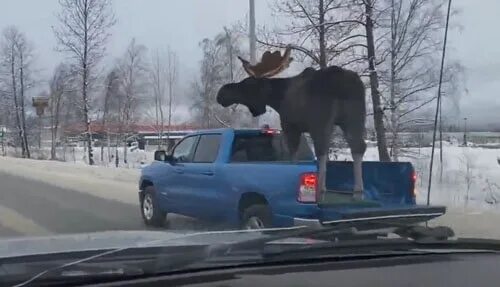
<box><xmin>230</xmin><ymin>133</ymin><xmax>315</xmax><ymax>162</ymax></box>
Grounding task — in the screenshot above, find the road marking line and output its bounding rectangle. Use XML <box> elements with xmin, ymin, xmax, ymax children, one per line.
<box><xmin>0</xmin><ymin>204</ymin><xmax>52</xmax><ymax>236</ymax></box>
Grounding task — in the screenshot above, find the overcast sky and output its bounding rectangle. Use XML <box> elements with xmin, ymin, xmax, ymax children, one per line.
<box><xmin>0</xmin><ymin>0</ymin><xmax>498</xmax><ymax>128</ymax></box>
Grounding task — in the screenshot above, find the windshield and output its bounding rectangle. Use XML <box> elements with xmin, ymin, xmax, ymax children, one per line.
<box><xmin>0</xmin><ymin>0</ymin><xmax>499</xmax><ymax>280</ymax></box>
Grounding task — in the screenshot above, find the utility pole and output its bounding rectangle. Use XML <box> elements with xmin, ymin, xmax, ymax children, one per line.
<box><xmin>249</xmin><ymin>0</ymin><xmax>256</xmax><ymax>65</ymax></box>
<box><xmin>426</xmin><ymin>0</ymin><xmax>452</xmax><ymax>206</ymax></box>
<box><xmin>249</xmin><ymin>0</ymin><xmax>260</xmax><ymax>127</ymax></box>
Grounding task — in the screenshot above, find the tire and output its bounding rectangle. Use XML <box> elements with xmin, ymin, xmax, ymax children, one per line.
<box><xmin>241</xmin><ymin>204</ymin><xmax>273</xmax><ymax>229</ymax></box>
<box><xmin>140</xmin><ymin>186</ymin><xmax>167</xmax><ymax>227</ymax></box>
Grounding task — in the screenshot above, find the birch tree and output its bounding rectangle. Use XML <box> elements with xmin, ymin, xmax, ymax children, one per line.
<box><xmin>150</xmin><ymin>47</ymin><xmax>178</xmax><ymax>149</ymax></box>
<box><xmin>53</xmin><ymin>0</ymin><xmax>116</xmax><ymax>165</ymax></box>
<box><xmin>117</xmin><ymin>38</ymin><xmax>148</xmax><ymax>164</ymax></box>
<box><xmin>165</xmin><ymin>48</ymin><xmax>178</xmax><ymax>150</ymax></box>
<box><xmin>0</xmin><ymin>26</ymin><xmax>35</xmax><ymax>158</ymax></box>
<box><xmin>100</xmin><ymin>68</ymin><xmax>120</xmax><ymax>161</ymax></box>
<box><xmin>360</xmin><ymin>0</ymin><xmax>392</xmax><ymax>161</ymax></box>
<box><xmin>191</xmin><ymin>28</ymin><xmax>252</xmax><ymax>128</ymax></box>
<box><xmin>261</xmin><ymin>0</ymin><xmax>365</xmax><ymax>69</ymax></box>
<box><xmin>150</xmin><ymin>49</ymin><xmax>167</xmax><ymax>148</ymax></box>
<box><xmin>48</xmin><ymin>63</ymin><xmax>73</xmax><ymax>160</ymax></box>
<box><xmin>376</xmin><ymin>0</ymin><xmax>461</xmax><ymax>160</ymax></box>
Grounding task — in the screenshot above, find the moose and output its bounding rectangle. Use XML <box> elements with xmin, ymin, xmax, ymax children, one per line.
<box><xmin>216</xmin><ymin>46</ymin><xmax>366</xmax><ymax>200</ymax></box>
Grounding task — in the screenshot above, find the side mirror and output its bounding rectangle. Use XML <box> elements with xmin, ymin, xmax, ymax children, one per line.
<box><xmin>154</xmin><ymin>150</ymin><xmax>167</xmax><ymax>161</ymax></box>
<box><xmin>154</xmin><ymin>150</ymin><xmax>175</xmax><ymax>163</ymax></box>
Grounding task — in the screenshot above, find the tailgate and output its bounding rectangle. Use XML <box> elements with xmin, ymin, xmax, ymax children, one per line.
<box><xmin>318</xmin><ymin>203</ymin><xmax>446</xmax><ymax>229</ymax></box>
<box><xmin>325</xmin><ymin>161</ymin><xmax>416</xmax><ymax>205</ymax></box>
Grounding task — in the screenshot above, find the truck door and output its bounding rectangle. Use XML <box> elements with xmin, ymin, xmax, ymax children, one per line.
<box><xmin>183</xmin><ymin>134</ymin><xmax>223</xmax><ymax>220</ymax></box>
<box><xmin>165</xmin><ymin>135</ymin><xmax>199</xmax><ymax>214</ymax></box>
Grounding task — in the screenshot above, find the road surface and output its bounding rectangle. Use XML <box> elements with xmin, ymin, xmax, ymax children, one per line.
<box><xmin>0</xmin><ymin>172</ymin><xmax>215</xmax><ymax>238</ymax></box>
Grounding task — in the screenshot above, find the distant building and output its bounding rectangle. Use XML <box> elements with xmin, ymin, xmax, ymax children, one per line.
<box><xmin>63</xmin><ymin>122</ymin><xmax>201</xmax><ymax>151</ymax></box>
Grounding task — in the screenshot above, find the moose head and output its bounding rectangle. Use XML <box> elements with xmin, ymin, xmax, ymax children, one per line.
<box><xmin>216</xmin><ymin>46</ymin><xmax>293</xmax><ymax>117</ymax></box>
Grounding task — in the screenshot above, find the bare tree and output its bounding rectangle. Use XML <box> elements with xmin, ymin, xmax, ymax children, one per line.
<box><xmin>0</xmin><ymin>26</ymin><xmax>35</xmax><ymax>158</ymax></box>
<box><xmin>117</xmin><ymin>38</ymin><xmax>148</xmax><ymax>164</ymax></box>
<box><xmin>48</xmin><ymin>64</ymin><xmax>73</xmax><ymax>160</ymax></box>
<box><xmin>150</xmin><ymin>47</ymin><xmax>178</xmax><ymax>150</ymax></box>
<box><xmin>165</xmin><ymin>48</ymin><xmax>178</xmax><ymax>150</ymax></box>
<box><xmin>191</xmin><ymin>28</ymin><xmax>252</xmax><ymax>128</ymax></box>
<box><xmin>361</xmin><ymin>0</ymin><xmax>392</xmax><ymax>161</ymax></box>
<box><xmin>100</xmin><ymin>68</ymin><xmax>120</xmax><ymax>162</ymax></box>
<box><xmin>261</xmin><ymin>0</ymin><xmax>365</xmax><ymax>69</ymax></box>
<box><xmin>150</xmin><ymin>49</ymin><xmax>167</xmax><ymax>149</ymax></box>
<box><xmin>377</xmin><ymin>0</ymin><xmax>459</xmax><ymax>161</ymax></box>
<box><xmin>460</xmin><ymin>150</ymin><xmax>475</xmax><ymax>208</ymax></box>
<box><xmin>53</xmin><ymin>0</ymin><xmax>116</xmax><ymax>165</ymax></box>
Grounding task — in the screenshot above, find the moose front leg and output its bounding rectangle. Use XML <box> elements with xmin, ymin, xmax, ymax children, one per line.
<box><xmin>352</xmin><ymin>153</ymin><xmax>364</xmax><ymax>200</ymax></box>
<box><xmin>317</xmin><ymin>153</ymin><xmax>328</xmax><ymax>195</ymax></box>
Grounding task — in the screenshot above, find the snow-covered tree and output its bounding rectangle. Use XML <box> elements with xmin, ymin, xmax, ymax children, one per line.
<box><xmin>53</xmin><ymin>0</ymin><xmax>116</xmax><ymax>165</ymax></box>
<box><xmin>0</xmin><ymin>26</ymin><xmax>35</xmax><ymax>158</ymax></box>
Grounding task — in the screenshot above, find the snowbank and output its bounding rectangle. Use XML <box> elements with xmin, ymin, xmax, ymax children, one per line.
<box><xmin>0</xmin><ymin>156</ymin><xmax>139</xmax><ymax>205</ymax></box>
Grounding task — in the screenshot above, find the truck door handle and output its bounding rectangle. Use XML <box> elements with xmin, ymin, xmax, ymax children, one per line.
<box><xmin>174</xmin><ymin>168</ymin><xmax>184</xmax><ymax>174</ymax></box>
<box><xmin>201</xmin><ymin>171</ymin><xmax>214</xmax><ymax>176</ymax></box>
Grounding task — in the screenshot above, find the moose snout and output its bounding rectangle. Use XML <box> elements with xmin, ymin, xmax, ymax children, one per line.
<box><xmin>216</xmin><ymin>85</ymin><xmax>235</xmax><ymax>107</ymax></box>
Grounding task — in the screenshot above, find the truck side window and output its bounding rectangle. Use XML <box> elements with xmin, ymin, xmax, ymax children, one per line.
<box><xmin>193</xmin><ymin>134</ymin><xmax>221</xmax><ymax>163</ymax></box>
<box><xmin>172</xmin><ymin>136</ymin><xmax>198</xmax><ymax>163</ymax></box>
<box><xmin>231</xmin><ymin>134</ymin><xmax>314</xmax><ymax>162</ymax></box>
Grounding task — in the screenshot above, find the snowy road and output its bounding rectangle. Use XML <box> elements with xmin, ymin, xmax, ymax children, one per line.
<box><xmin>0</xmin><ymin>171</ymin><xmax>221</xmax><ymax>238</ymax></box>
<box><xmin>0</xmin><ymin>171</ymin><xmax>144</xmax><ymax>237</ymax></box>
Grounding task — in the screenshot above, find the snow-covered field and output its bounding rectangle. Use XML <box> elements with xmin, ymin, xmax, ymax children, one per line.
<box><xmin>333</xmin><ymin>144</ymin><xmax>500</xmax><ymax>210</ymax></box>
<box><xmin>2</xmin><ymin>144</ymin><xmax>500</xmax><ymax>238</ymax></box>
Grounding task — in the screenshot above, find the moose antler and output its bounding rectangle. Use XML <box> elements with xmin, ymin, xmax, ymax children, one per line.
<box><xmin>238</xmin><ymin>46</ymin><xmax>293</xmax><ymax>78</ymax></box>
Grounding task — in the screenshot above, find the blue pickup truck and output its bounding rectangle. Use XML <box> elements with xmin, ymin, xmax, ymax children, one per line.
<box><xmin>139</xmin><ymin>128</ymin><xmax>445</xmax><ymax>229</ymax></box>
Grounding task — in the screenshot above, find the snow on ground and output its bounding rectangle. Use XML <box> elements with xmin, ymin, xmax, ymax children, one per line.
<box><xmin>0</xmin><ymin>155</ymin><xmax>140</xmax><ymax>205</ymax></box>
<box><xmin>334</xmin><ymin>144</ymin><xmax>500</xmax><ymax>212</ymax></box>
<box><xmin>2</xmin><ymin>143</ymin><xmax>500</xmax><ymax>238</ymax></box>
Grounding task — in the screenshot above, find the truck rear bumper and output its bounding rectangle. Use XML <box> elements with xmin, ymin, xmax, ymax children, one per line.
<box><xmin>293</xmin><ymin>206</ymin><xmax>446</xmax><ymax>229</ymax></box>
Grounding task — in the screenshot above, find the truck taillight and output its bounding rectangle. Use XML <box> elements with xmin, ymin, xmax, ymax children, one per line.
<box><xmin>410</xmin><ymin>171</ymin><xmax>417</xmax><ymax>198</ymax></box>
<box><xmin>298</xmin><ymin>173</ymin><xmax>317</xmax><ymax>203</ymax></box>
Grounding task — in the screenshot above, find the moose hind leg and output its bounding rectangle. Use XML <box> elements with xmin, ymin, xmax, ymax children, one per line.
<box><xmin>283</xmin><ymin>126</ymin><xmax>301</xmax><ymax>163</ymax></box>
<box><xmin>341</xmin><ymin>124</ymin><xmax>367</xmax><ymax>199</ymax></box>
<box><xmin>310</xmin><ymin>129</ymin><xmax>332</xmax><ymax>202</ymax></box>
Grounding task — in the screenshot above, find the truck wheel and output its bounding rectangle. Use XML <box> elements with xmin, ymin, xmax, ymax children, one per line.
<box><xmin>241</xmin><ymin>204</ymin><xmax>272</xmax><ymax>229</ymax></box>
<box><xmin>140</xmin><ymin>186</ymin><xmax>167</xmax><ymax>227</ymax></box>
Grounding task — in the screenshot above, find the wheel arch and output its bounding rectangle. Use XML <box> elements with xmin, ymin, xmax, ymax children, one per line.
<box><xmin>238</xmin><ymin>192</ymin><xmax>269</xmax><ymax>219</ymax></box>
